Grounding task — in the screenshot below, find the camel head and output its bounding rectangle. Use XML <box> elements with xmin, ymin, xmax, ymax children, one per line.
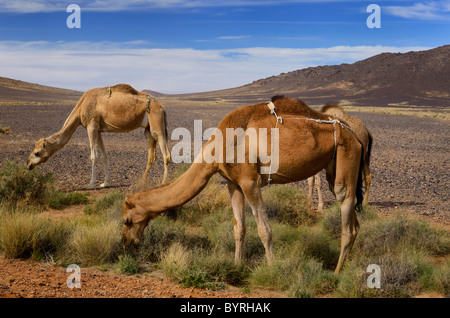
<box><xmin>121</xmin><ymin>196</ymin><xmax>155</xmax><ymax>247</ymax></box>
<box><xmin>27</xmin><ymin>138</ymin><xmax>52</xmax><ymax>170</ymax></box>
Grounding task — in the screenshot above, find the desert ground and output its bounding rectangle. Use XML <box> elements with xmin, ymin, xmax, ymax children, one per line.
<box><xmin>0</xmin><ymin>100</ymin><xmax>448</xmax><ymax>298</ymax></box>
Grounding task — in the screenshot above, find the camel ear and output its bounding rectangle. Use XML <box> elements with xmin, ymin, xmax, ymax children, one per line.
<box><xmin>125</xmin><ymin>197</ymin><xmax>135</xmax><ymax>209</ymax></box>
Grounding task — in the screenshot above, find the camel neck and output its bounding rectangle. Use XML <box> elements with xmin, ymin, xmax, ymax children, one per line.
<box><xmin>133</xmin><ymin>161</ymin><xmax>218</xmax><ymax>213</ymax></box>
<box><xmin>48</xmin><ymin>107</ymin><xmax>81</xmax><ymax>148</ymax></box>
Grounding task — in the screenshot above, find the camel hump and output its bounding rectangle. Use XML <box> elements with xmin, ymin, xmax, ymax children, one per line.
<box><xmin>109</xmin><ymin>84</ymin><xmax>140</xmax><ymax>95</ymax></box>
<box><xmin>321</xmin><ymin>102</ymin><xmax>343</xmax><ymax>113</ymax></box>
<box><xmin>271</xmin><ymin>95</ymin><xmax>286</xmax><ymax>103</ymax></box>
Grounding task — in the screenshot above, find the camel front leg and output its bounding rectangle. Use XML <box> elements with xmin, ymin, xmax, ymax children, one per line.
<box><xmin>227</xmin><ymin>182</ymin><xmax>246</xmax><ymax>262</ymax></box>
<box><xmin>315</xmin><ymin>173</ymin><xmax>324</xmax><ymax>211</ymax></box>
<box><xmin>307</xmin><ymin>176</ymin><xmax>315</xmax><ymax>209</ymax></box>
<box><xmin>240</xmin><ymin>179</ymin><xmax>273</xmax><ymax>265</ymax></box>
<box><xmin>97</xmin><ymin>132</ymin><xmax>110</xmax><ymax>188</ymax></box>
<box><xmin>87</xmin><ymin>125</ymin><xmax>100</xmax><ymax>189</ymax></box>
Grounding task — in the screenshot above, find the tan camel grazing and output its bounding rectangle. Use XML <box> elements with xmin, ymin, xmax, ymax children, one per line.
<box><xmin>27</xmin><ymin>84</ymin><xmax>171</xmax><ymax>189</ymax></box>
<box><xmin>307</xmin><ymin>103</ymin><xmax>373</xmax><ymax>210</ymax></box>
<box><xmin>122</xmin><ymin>96</ymin><xmax>365</xmax><ymax>273</ymax></box>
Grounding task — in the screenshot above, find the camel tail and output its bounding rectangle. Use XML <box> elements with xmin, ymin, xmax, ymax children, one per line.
<box><xmin>366</xmin><ymin>130</ymin><xmax>373</xmax><ymax>167</ymax></box>
<box><xmin>355</xmin><ymin>141</ymin><xmax>365</xmax><ymax>213</ymax></box>
<box><xmin>163</xmin><ymin>107</ymin><xmax>169</xmax><ymax>142</ymax></box>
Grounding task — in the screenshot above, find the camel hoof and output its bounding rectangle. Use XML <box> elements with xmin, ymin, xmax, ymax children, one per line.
<box><xmin>86</xmin><ymin>184</ymin><xmax>96</xmax><ymax>190</ymax></box>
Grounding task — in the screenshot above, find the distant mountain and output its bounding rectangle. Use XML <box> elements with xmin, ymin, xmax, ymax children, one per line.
<box><xmin>142</xmin><ymin>89</ymin><xmax>166</xmax><ymax>97</ymax></box>
<box><xmin>165</xmin><ymin>45</ymin><xmax>450</xmax><ymax>107</ymax></box>
<box><xmin>3</xmin><ymin>45</ymin><xmax>449</xmax><ymax>108</ymax></box>
<box><xmin>0</xmin><ymin>77</ymin><xmax>82</xmax><ymax>106</ymax></box>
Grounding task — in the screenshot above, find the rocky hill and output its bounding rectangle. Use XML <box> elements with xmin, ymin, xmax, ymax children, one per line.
<box><xmin>0</xmin><ymin>77</ymin><xmax>82</xmax><ymax>106</ymax></box>
<box><xmin>166</xmin><ymin>45</ymin><xmax>450</xmax><ymax>107</ymax></box>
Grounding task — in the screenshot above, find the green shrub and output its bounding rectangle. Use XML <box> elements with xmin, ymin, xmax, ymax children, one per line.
<box><xmin>289</xmin><ymin>259</ymin><xmax>339</xmax><ymax>298</ymax></box>
<box><xmin>337</xmin><ymin>254</ymin><xmax>422</xmax><ymax>298</ymax></box>
<box><xmin>160</xmin><ymin>242</ymin><xmax>191</xmax><ymax>280</ymax></box>
<box><xmin>190</xmin><ymin>248</ymin><xmax>248</xmax><ymax>287</ymax></box>
<box><xmin>0</xmin><ymin>162</ymin><xmax>90</xmax><ymax>210</ymax></box>
<box><xmin>322</xmin><ymin>203</ymin><xmax>379</xmax><ymax>238</ymax></box>
<box><xmin>426</xmin><ymin>260</ymin><xmax>449</xmax><ymax>295</ymax></box>
<box><xmin>47</xmin><ymin>191</ymin><xmax>89</xmax><ymax>210</ymax></box>
<box><xmin>202</xmin><ymin>209</ymin><xmax>266</xmax><ymax>261</ymax></box>
<box><xmin>138</xmin><ymin>216</ymin><xmax>190</xmax><ymax>262</ymax></box>
<box><xmin>68</xmin><ymin>220</ymin><xmax>121</xmax><ymax>266</ymax></box>
<box><xmin>175</xmin><ymin>174</ymin><xmax>230</xmax><ymax>225</ymax></box>
<box><xmin>83</xmin><ymin>191</ymin><xmax>124</xmax><ymax>216</ymax></box>
<box><xmin>354</xmin><ymin>215</ymin><xmax>449</xmax><ymax>257</ymax></box>
<box><xmin>118</xmin><ymin>254</ymin><xmax>140</xmax><ymax>274</ymax></box>
<box><xmin>250</xmin><ymin>258</ymin><xmax>301</xmax><ymax>291</ymax></box>
<box><xmin>179</xmin><ymin>269</ymin><xmax>223</xmax><ymax>290</ymax></box>
<box><xmin>263</xmin><ymin>185</ymin><xmax>313</xmax><ymax>227</ymax></box>
<box><xmin>0</xmin><ymin>162</ymin><xmax>54</xmax><ymax>205</ymax></box>
<box><xmin>0</xmin><ymin>211</ymin><xmax>72</xmax><ymax>260</ymax></box>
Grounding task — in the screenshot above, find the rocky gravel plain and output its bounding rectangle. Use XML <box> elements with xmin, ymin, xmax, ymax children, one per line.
<box><xmin>0</xmin><ymin>103</ymin><xmax>448</xmax><ymax>298</ymax></box>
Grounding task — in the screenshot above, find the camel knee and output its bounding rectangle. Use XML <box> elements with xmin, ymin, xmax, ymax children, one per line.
<box><xmin>334</xmin><ymin>183</ymin><xmax>347</xmax><ymax>203</ymax></box>
<box><xmin>164</xmin><ymin>153</ymin><xmax>171</xmax><ymax>165</ymax></box>
<box><xmin>362</xmin><ymin>173</ymin><xmax>372</xmax><ymax>204</ymax></box>
<box><xmin>147</xmin><ymin>152</ymin><xmax>156</xmax><ymax>166</ymax></box>
<box><xmin>144</xmin><ymin>128</ymin><xmax>151</xmax><ymax>140</ymax></box>
<box><xmin>257</xmin><ymin>218</ymin><xmax>273</xmax><ymax>259</ymax></box>
<box><xmin>90</xmin><ymin>150</ymin><xmax>99</xmax><ymax>164</ymax></box>
<box><xmin>234</xmin><ymin>219</ymin><xmax>246</xmax><ymax>240</ymax></box>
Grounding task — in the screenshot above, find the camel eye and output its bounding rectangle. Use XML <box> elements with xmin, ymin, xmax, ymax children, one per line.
<box><xmin>34</xmin><ymin>152</ymin><xmax>40</xmax><ymax>157</ymax></box>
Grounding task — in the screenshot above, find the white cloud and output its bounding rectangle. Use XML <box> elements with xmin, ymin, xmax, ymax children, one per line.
<box><xmin>216</xmin><ymin>35</ymin><xmax>250</xmax><ymax>40</ymax></box>
<box><xmin>385</xmin><ymin>1</ymin><xmax>450</xmax><ymax>20</ymax></box>
<box><xmin>0</xmin><ymin>41</ymin><xmax>429</xmax><ymax>93</ymax></box>
<box><xmin>0</xmin><ymin>0</ymin><xmax>361</xmax><ymax>13</ymax></box>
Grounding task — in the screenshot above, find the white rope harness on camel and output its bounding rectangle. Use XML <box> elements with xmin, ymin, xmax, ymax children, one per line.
<box><xmin>266</xmin><ymin>102</ymin><xmax>283</xmax><ymax>185</ymax></box>
<box><xmin>265</xmin><ymin>101</ymin><xmax>356</xmax><ymax>186</ymax></box>
<box><xmin>301</xmin><ymin>117</ymin><xmax>356</xmax><ymax>158</ymax></box>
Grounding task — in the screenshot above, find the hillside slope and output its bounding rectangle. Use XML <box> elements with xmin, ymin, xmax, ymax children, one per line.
<box><xmin>164</xmin><ymin>45</ymin><xmax>450</xmax><ymax>107</ymax></box>
<box><xmin>0</xmin><ymin>77</ymin><xmax>82</xmax><ymax>106</ymax></box>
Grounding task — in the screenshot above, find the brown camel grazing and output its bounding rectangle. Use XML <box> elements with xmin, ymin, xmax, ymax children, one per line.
<box><xmin>27</xmin><ymin>84</ymin><xmax>171</xmax><ymax>189</ymax></box>
<box><xmin>122</xmin><ymin>96</ymin><xmax>364</xmax><ymax>273</ymax></box>
<box><xmin>308</xmin><ymin>103</ymin><xmax>373</xmax><ymax>210</ymax></box>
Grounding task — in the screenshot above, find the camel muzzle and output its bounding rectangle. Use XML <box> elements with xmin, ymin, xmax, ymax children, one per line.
<box><xmin>27</xmin><ymin>161</ymin><xmax>35</xmax><ymax>170</ymax></box>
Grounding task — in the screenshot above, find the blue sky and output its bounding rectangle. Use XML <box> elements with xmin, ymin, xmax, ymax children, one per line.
<box><xmin>0</xmin><ymin>0</ymin><xmax>449</xmax><ymax>93</ymax></box>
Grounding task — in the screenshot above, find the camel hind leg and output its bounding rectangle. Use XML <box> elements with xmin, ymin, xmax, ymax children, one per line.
<box><xmin>157</xmin><ymin>132</ymin><xmax>171</xmax><ymax>183</ymax></box>
<box><xmin>315</xmin><ymin>173</ymin><xmax>324</xmax><ymax>210</ymax></box>
<box><xmin>97</xmin><ymin>132</ymin><xmax>110</xmax><ymax>188</ymax></box>
<box><xmin>142</xmin><ymin>128</ymin><xmax>157</xmax><ymax>183</ymax></box>
<box><xmin>327</xmin><ymin>146</ymin><xmax>361</xmax><ymax>273</ymax></box>
<box><xmin>363</xmin><ymin>163</ymin><xmax>372</xmax><ymax>205</ymax></box>
<box><xmin>334</xmin><ymin>190</ymin><xmax>359</xmax><ymax>274</ymax></box>
<box><xmin>87</xmin><ymin>125</ymin><xmax>110</xmax><ymax>189</ymax></box>
<box><xmin>307</xmin><ymin>173</ymin><xmax>324</xmax><ymax>211</ymax></box>
<box><xmin>148</xmin><ymin>111</ymin><xmax>171</xmax><ymax>184</ymax></box>
<box><xmin>239</xmin><ymin>178</ymin><xmax>273</xmax><ymax>265</ymax></box>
